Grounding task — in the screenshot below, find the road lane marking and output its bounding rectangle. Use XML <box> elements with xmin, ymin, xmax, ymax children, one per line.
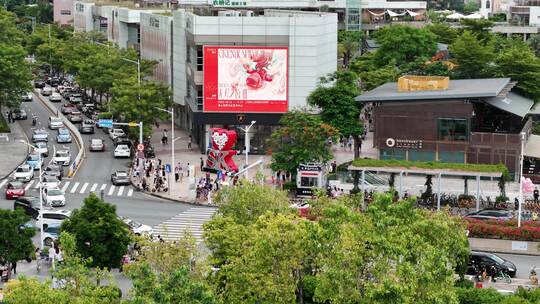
<box><xmin>127</xmin><ymin>188</ymin><xmax>133</xmax><ymax>196</ymax></box>
<box><xmin>107</xmin><ymin>185</ymin><xmax>115</xmax><ymax>196</ymax></box>
<box><xmin>0</xmin><ymin>179</ymin><xmax>7</xmax><ymax>188</ymax></box>
<box><xmin>117</xmin><ymin>186</ymin><xmax>124</xmax><ymax>196</ymax></box>
<box><xmin>100</xmin><ymin>184</ymin><xmax>107</xmax><ymax>191</ymax></box>
<box><xmin>90</xmin><ymin>183</ymin><xmax>98</xmax><ymax>192</ymax></box>
<box><xmin>24</xmin><ymin>180</ymin><xmax>34</xmax><ymax>191</ymax></box>
<box><xmin>61</xmin><ymin>181</ymin><xmax>70</xmax><ymax>192</ymax></box>
<box><xmin>79</xmin><ymin>182</ymin><xmax>89</xmax><ymax>194</ymax></box>
<box><xmin>70</xmin><ymin>182</ymin><xmax>80</xmax><ymax>193</ymax></box>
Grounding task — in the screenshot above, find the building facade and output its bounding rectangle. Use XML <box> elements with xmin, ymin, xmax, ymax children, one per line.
<box><xmin>140</xmin><ymin>13</ymin><xmax>173</xmax><ymax>85</ymax></box>
<box><xmin>172</xmin><ymin>9</ymin><xmax>337</xmax><ymax>152</ymax></box>
<box><xmin>54</xmin><ymin>0</ymin><xmax>74</xmax><ymax>25</ymax></box>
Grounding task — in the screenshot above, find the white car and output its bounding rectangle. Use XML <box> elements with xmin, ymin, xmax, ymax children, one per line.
<box><xmin>22</xmin><ymin>92</ymin><xmax>33</xmax><ymax>102</ymax></box>
<box><xmin>109</xmin><ymin>129</ymin><xmax>125</xmax><ymax>140</ymax></box>
<box><xmin>13</xmin><ymin>164</ymin><xmax>34</xmax><ymax>182</ymax></box>
<box><xmin>114</xmin><ymin>144</ymin><xmax>130</xmax><ymax>158</ymax></box>
<box><xmin>53</xmin><ymin>150</ymin><xmax>71</xmax><ymax>166</ymax></box>
<box><xmin>120</xmin><ymin>216</ymin><xmax>153</xmax><ymax>236</ymax></box>
<box><xmin>48</xmin><ymin>116</ymin><xmax>64</xmax><ymax>130</ymax></box>
<box><xmin>37</xmin><ymin>209</ymin><xmax>71</xmax><ymax>230</ymax></box>
<box><xmin>49</xmin><ymin>92</ymin><xmax>62</xmax><ymax>102</ymax></box>
<box><xmin>34</xmin><ymin>142</ymin><xmax>49</xmax><ymax>157</ymax></box>
<box><xmin>42</xmin><ymin>187</ymin><xmax>66</xmax><ymax>207</ymax></box>
<box><xmin>40</xmin><ymin>175</ymin><xmax>59</xmax><ymax>189</ymax></box>
<box><xmin>42</xmin><ymin>87</ymin><xmax>52</xmax><ymax>96</ymax></box>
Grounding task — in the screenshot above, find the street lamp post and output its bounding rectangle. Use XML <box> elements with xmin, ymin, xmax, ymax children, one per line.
<box><xmin>518</xmin><ymin>131</ymin><xmax>526</xmax><ymax>228</ymax></box>
<box><xmin>237</xmin><ymin>121</ymin><xmax>256</xmax><ymax>180</ymax></box>
<box><xmin>20</xmin><ymin>140</ymin><xmax>44</xmax><ymax>249</ymax></box>
<box><xmin>156</xmin><ymin>107</ymin><xmax>175</xmax><ymax>192</ymax></box>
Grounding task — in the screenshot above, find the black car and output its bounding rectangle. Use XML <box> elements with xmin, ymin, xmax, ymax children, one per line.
<box><xmin>111</xmin><ymin>171</ymin><xmax>131</xmax><ymax>186</ymax></box>
<box><xmin>79</xmin><ymin>120</ymin><xmax>95</xmax><ymax>134</ymax></box>
<box><xmin>14</xmin><ymin>196</ymin><xmax>41</xmax><ymax>219</ymax></box>
<box><xmin>465</xmin><ymin>209</ymin><xmax>513</xmax><ymax>221</ymax></box>
<box><xmin>114</xmin><ymin>136</ymin><xmax>131</xmax><ymax>147</ymax></box>
<box><xmin>467</xmin><ymin>251</ymin><xmax>517</xmax><ymax>278</ymax></box>
<box><xmin>12</xmin><ymin>109</ymin><xmax>27</xmax><ymax>120</ymax></box>
<box><xmin>44</xmin><ymin>164</ymin><xmax>63</xmax><ymax>180</ymax></box>
<box><xmin>34</xmin><ymin>80</ymin><xmax>46</xmax><ymax>88</ymax></box>
<box><xmin>50</xmin><ymin>77</ymin><xmax>60</xmax><ymax>87</ymax></box>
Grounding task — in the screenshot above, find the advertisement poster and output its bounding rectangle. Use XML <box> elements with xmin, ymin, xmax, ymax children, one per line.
<box><xmin>204</xmin><ymin>46</ymin><xmax>288</xmax><ymax>113</ymax></box>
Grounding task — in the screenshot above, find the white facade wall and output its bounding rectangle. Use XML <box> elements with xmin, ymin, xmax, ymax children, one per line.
<box><xmin>172</xmin><ymin>11</ymin><xmax>188</xmax><ymax>107</ymax></box>
<box><xmin>530</xmin><ymin>6</ymin><xmax>540</xmax><ymax>26</ymax></box>
<box><xmin>140</xmin><ymin>13</ymin><xmax>173</xmax><ymax>85</ymax></box>
<box><xmin>172</xmin><ymin>9</ymin><xmax>337</xmax><ymax>111</ymax></box>
<box><xmin>204</xmin><ymin>0</ymin><xmax>425</xmax><ymax>10</ymax></box>
<box><xmin>53</xmin><ymin>0</ymin><xmax>74</xmax><ymax>25</ymax></box>
<box><xmin>73</xmin><ymin>1</ymin><xmax>94</xmax><ymax>32</ymax></box>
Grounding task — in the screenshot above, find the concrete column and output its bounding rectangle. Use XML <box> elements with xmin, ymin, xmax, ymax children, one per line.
<box><xmin>476</xmin><ymin>175</ymin><xmax>480</xmax><ymax>211</ymax></box>
<box><xmin>437</xmin><ymin>173</ymin><xmax>441</xmax><ymax>211</ymax></box>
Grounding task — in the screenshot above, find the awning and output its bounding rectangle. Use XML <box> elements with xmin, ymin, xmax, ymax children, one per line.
<box><xmin>406</xmin><ymin>10</ymin><xmax>421</xmax><ymax>17</ymax></box>
<box><xmin>524</xmin><ymin>135</ymin><xmax>540</xmax><ymax>159</ymax></box>
<box><xmin>367</xmin><ymin>10</ymin><xmax>386</xmax><ymax>17</ymax></box>
<box><xmin>485</xmin><ymin>92</ymin><xmax>533</xmax><ymax>118</ymax></box>
<box><xmin>387</xmin><ymin>10</ymin><xmax>406</xmax><ymax>17</ymax></box>
<box><xmin>464</xmin><ymin>12</ymin><xmax>484</xmax><ymax>19</ymax></box>
<box><xmin>446</xmin><ymin>12</ymin><xmax>464</xmax><ymax>19</ymax></box>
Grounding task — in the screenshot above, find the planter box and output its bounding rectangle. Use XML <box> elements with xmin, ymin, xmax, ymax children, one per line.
<box><xmin>469</xmin><ymin>237</ymin><xmax>540</xmax><ymax>256</ymax></box>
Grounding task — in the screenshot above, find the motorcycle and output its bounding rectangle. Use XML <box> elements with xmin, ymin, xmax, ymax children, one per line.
<box><xmin>32</xmin><ymin>115</ymin><xmax>37</xmax><ymax>126</ymax></box>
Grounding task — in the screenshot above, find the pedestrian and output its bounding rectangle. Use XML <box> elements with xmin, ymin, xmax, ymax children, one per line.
<box><xmin>534</xmin><ymin>187</ymin><xmax>539</xmax><ymax>203</ymax></box>
<box><xmin>179</xmin><ymin>163</ymin><xmax>184</xmax><ymax>182</ymax></box>
<box><xmin>175</xmin><ymin>165</ymin><xmax>179</xmax><ymax>182</ymax></box>
<box><xmin>347</xmin><ymin>135</ymin><xmax>353</xmax><ymax>151</ymax></box>
<box><xmin>7</xmin><ymin>111</ymin><xmax>12</xmax><ymax>123</ymax></box>
<box><xmin>11</xmin><ymin>261</ymin><xmax>16</xmax><ymax>274</ymax></box>
<box><xmin>200</xmin><ymin>157</ymin><xmax>204</xmax><ymax>171</ymax></box>
<box><xmin>188</xmin><ymin>135</ymin><xmax>192</xmax><ymax>149</ymax></box>
<box><xmin>331</xmin><ymin>161</ymin><xmax>337</xmax><ymax>173</ymax></box>
<box><xmin>162</xmin><ymin>129</ymin><xmax>168</xmax><ymax>145</ymax></box>
<box><xmin>186</xmin><ymin>162</ymin><xmax>190</xmax><ymax>177</ymax></box>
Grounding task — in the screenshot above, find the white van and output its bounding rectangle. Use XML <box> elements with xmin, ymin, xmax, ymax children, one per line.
<box><xmin>37</xmin><ymin>209</ymin><xmax>71</xmax><ymax>230</ymax></box>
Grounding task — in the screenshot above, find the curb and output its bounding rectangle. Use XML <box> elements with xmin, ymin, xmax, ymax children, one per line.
<box><xmin>0</xmin><ymin>121</ymin><xmax>31</xmax><ymax>181</ymax></box>
<box><xmin>142</xmin><ymin>190</ymin><xmax>217</xmax><ymax>207</ymax></box>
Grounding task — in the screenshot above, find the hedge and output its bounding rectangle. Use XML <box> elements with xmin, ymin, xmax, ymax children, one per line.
<box><xmin>351</xmin><ymin>159</ymin><xmax>509</xmax><ymax>178</ymax></box>
<box><xmin>466</xmin><ymin>218</ymin><xmax>540</xmax><ymax>241</ymax></box>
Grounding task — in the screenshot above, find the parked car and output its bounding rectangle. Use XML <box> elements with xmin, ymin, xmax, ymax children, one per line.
<box><xmin>109</xmin><ymin>129</ymin><xmax>125</xmax><ymax>140</ymax></box>
<box><xmin>34</xmin><ymin>141</ymin><xmax>49</xmax><ymax>157</ymax></box>
<box><xmin>49</xmin><ymin>92</ymin><xmax>62</xmax><ymax>102</ymax></box>
<box><xmin>14</xmin><ymin>196</ymin><xmax>40</xmax><ymax>219</ymax></box>
<box><xmin>79</xmin><ymin>120</ymin><xmax>95</xmax><ymax>134</ymax></box>
<box><xmin>52</xmin><ymin>150</ymin><xmax>71</xmax><ymax>166</ymax></box>
<box><xmin>114</xmin><ymin>144</ymin><xmax>130</xmax><ymax>158</ymax></box>
<box><xmin>69</xmin><ymin>94</ymin><xmax>83</xmax><ymax>104</ymax></box>
<box><xmin>22</xmin><ymin>92</ymin><xmax>33</xmax><ymax>102</ymax></box>
<box><xmin>43</xmin><ymin>223</ymin><xmax>61</xmax><ymax>247</ymax></box>
<box><xmin>37</xmin><ymin>209</ymin><xmax>71</xmax><ymax>230</ymax></box>
<box><xmin>26</xmin><ymin>153</ymin><xmax>43</xmax><ymax>169</ymax></box>
<box><xmin>5</xmin><ymin>180</ymin><xmax>25</xmax><ymax>199</ymax></box>
<box><xmin>111</xmin><ymin>170</ymin><xmax>130</xmax><ymax>185</ymax></box>
<box><xmin>32</xmin><ymin>128</ymin><xmax>49</xmax><ymax>142</ymax></box>
<box><xmin>68</xmin><ymin>111</ymin><xmax>83</xmax><ymax>123</ymax></box>
<box><xmin>42</xmin><ymin>187</ymin><xmax>66</xmax><ymax>207</ymax></box>
<box><xmin>34</xmin><ymin>80</ymin><xmax>46</xmax><ymax>88</ymax></box>
<box><xmin>48</xmin><ymin>116</ymin><xmax>63</xmax><ymax>130</ymax></box>
<box><xmin>89</xmin><ymin>138</ymin><xmax>105</xmax><ymax>152</ymax></box>
<box><xmin>44</xmin><ymin>164</ymin><xmax>63</xmax><ymax>180</ymax></box>
<box><xmin>119</xmin><ymin>216</ymin><xmax>153</xmax><ymax>236</ymax></box>
<box><xmin>49</xmin><ymin>77</ymin><xmax>60</xmax><ymax>87</ymax></box>
<box><xmin>41</xmin><ymin>87</ymin><xmax>52</xmax><ymax>96</ymax></box>
<box><xmin>41</xmin><ymin>174</ymin><xmax>60</xmax><ymax>189</ymax></box>
<box><xmin>13</xmin><ymin>164</ymin><xmax>34</xmax><ymax>182</ymax></box>
<box><xmin>114</xmin><ymin>136</ymin><xmax>130</xmax><ymax>147</ymax></box>
<box><xmin>12</xmin><ymin>109</ymin><xmax>27</xmax><ymax>120</ymax></box>
<box><xmin>467</xmin><ymin>251</ymin><xmax>517</xmax><ymax>278</ymax></box>
<box><xmin>465</xmin><ymin>209</ymin><xmax>514</xmax><ymax>221</ymax></box>
<box><xmin>61</xmin><ymin>104</ymin><xmax>76</xmax><ymax>115</ymax></box>
<box><xmin>56</xmin><ymin>127</ymin><xmax>72</xmax><ymax>143</ymax></box>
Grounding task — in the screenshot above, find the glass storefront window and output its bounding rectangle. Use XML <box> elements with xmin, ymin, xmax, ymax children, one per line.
<box><xmin>300</xmin><ymin>177</ymin><xmax>318</xmax><ymax>187</ymax></box>
<box><xmin>380</xmin><ymin>149</ymin><xmax>406</xmax><ymax>160</ymax></box>
<box><xmin>438</xmin><ymin>118</ymin><xmax>469</xmax><ymax>141</ymax></box>
<box><xmin>439</xmin><ymin>151</ymin><xmax>465</xmax><ymax>163</ymax></box>
<box><xmin>409</xmin><ymin>150</ymin><xmax>435</xmax><ymax>161</ymax></box>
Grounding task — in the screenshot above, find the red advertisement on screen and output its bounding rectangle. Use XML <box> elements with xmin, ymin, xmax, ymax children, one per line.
<box><xmin>203</xmin><ymin>46</ymin><xmax>288</xmax><ymax>113</ymax></box>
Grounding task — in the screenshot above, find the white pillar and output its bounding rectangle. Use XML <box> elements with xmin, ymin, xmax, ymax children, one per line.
<box><xmin>399</xmin><ymin>171</ymin><xmax>403</xmax><ymax>198</ymax></box>
<box><xmin>518</xmin><ymin>132</ymin><xmax>526</xmax><ymax>227</ymax></box>
<box><xmin>437</xmin><ymin>173</ymin><xmax>441</xmax><ymax>211</ymax></box>
<box><xmin>476</xmin><ymin>175</ymin><xmax>480</xmax><ymax>211</ymax></box>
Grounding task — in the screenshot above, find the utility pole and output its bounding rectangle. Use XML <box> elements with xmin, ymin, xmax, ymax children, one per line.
<box><xmin>237</xmin><ymin>121</ymin><xmax>256</xmax><ymax>180</ymax></box>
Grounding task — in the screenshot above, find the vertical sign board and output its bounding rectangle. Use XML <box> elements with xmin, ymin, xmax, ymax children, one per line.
<box><xmin>203</xmin><ymin>46</ymin><xmax>288</xmax><ymax>113</ymax></box>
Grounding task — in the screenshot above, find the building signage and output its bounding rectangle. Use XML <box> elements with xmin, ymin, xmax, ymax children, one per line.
<box><xmin>211</xmin><ymin>0</ymin><xmax>248</xmax><ymax>6</ymax></box>
<box><xmin>203</xmin><ymin>46</ymin><xmax>288</xmax><ymax>113</ymax></box>
<box><xmin>386</xmin><ymin>138</ymin><xmax>423</xmax><ymax>149</ymax></box>
<box><xmin>149</xmin><ymin>16</ymin><xmax>160</xmax><ymax>28</ymax></box>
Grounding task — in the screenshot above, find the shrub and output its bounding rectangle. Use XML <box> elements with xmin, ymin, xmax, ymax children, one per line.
<box><xmin>456</xmin><ymin>287</ymin><xmax>504</xmax><ymax>304</ymax></box>
<box><xmin>466</xmin><ymin>218</ymin><xmax>540</xmax><ymax>241</ymax></box>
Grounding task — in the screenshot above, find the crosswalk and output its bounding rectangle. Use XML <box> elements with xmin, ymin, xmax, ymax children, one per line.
<box><xmin>153</xmin><ymin>207</ymin><xmax>217</xmax><ymax>243</ymax></box>
<box><xmin>0</xmin><ymin>179</ymin><xmax>134</xmax><ymax>198</ymax></box>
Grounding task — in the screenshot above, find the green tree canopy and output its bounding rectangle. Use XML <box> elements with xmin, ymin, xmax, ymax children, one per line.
<box><xmin>449</xmin><ymin>31</ymin><xmax>494</xmax><ymax>79</ymax></box>
<box><xmin>0</xmin><ymin>43</ymin><xmax>32</xmax><ymax>108</ymax></box>
<box><xmin>0</xmin><ymin>209</ymin><xmax>35</xmax><ymax>268</ymax></box>
<box><xmin>268</xmin><ymin>111</ymin><xmax>338</xmax><ymax>175</ymax></box>
<box><xmin>459</xmin><ymin>19</ymin><xmax>495</xmax><ymax>42</ymax></box>
<box><xmin>374</xmin><ymin>25</ymin><xmax>438</xmax><ymax>66</ymax></box>
<box><xmin>61</xmin><ymin>193</ymin><xmax>131</xmax><ymax>269</ymax></box>
<box><xmin>338</xmin><ymin>30</ymin><xmax>363</xmax><ymax>68</ymax></box>
<box><xmin>425</xmin><ymin>22</ymin><xmax>460</xmax><ymax>45</ymax></box>
<box><xmin>528</xmin><ymin>34</ymin><xmax>540</xmax><ymax>57</ymax></box>
<box><xmin>495</xmin><ymin>44</ymin><xmax>540</xmax><ymax>102</ymax></box>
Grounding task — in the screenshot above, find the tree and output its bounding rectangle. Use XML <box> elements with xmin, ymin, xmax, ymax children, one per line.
<box><xmin>528</xmin><ymin>34</ymin><xmax>540</xmax><ymax>57</ymax></box>
<box><xmin>110</xmin><ymin>76</ymin><xmax>172</xmax><ymax>138</ymax></box>
<box><xmin>359</xmin><ymin>65</ymin><xmax>399</xmax><ymax>91</ymax></box>
<box><xmin>462</xmin><ymin>1</ymin><xmax>479</xmax><ymax>13</ymax></box>
<box><xmin>425</xmin><ymin>22</ymin><xmax>460</xmax><ymax>45</ymax></box>
<box><xmin>61</xmin><ymin>193</ymin><xmax>131</xmax><ymax>269</ymax></box>
<box><xmin>338</xmin><ymin>30</ymin><xmax>363</xmax><ymax>68</ymax></box>
<box><xmin>460</xmin><ymin>19</ymin><xmax>495</xmax><ymax>42</ymax></box>
<box><xmin>450</xmin><ymin>31</ymin><xmax>494</xmax><ymax>79</ymax></box>
<box><xmin>0</xmin><ymin>43</ymin><xmax>32</xmax><ymax>109</ymax></box>
<box><xmin>0</xmin><ymin>7</ymin><xmax>24</xmax><ymax>44</ymax></box>
<box><xmin>494</xmin><ymin>44</ymin><xmax>540</xmax><ymax>101</ymax></box>
<box><xmin>268</xmin><ymin>111</ymin><xmax>339</xmax><ymax>176</ymax></box>
<box><xmin>0</xmin><ymin>209</ymin><xmax>35</xmax><ymax>273</ymax></box>
<box><xmin>374</xmin><ymin>25</ymin><xmax>437</xmax><ymax>67</ymax></box>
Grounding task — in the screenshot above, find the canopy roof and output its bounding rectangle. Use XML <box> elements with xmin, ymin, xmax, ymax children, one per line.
<box><xmin>446</xmin><ymin>12</ymin><xmax>465</xmax><ymax>19</ymax></box>
<box><xmin>464</xmin><ymin>12</ymin><xmax>484</xmax><ymax>19</ymax></box>
<box><xmin>485</xmin><ymin>92</ymin><xmax>534</xmax><ymax>118</ymax></box>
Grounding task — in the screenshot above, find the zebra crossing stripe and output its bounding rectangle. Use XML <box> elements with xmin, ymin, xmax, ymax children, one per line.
<box><xmin>107</xmin><ymin>185</ymin><xmax>115</xmax><ymax>196</ymax></box>
<box><xmin>127</xmin><ymin>188</ymin><xmax>133</xmax><ymax>197</ymax></box>
<box><xmin>61</xmin><ymin>181</ymin><xmax>70</xmax><ymax>192</ymax></box>
<box><xmin>100</xmin><ymin>184</ymin><xmax>107</xmax><ymax>191</ymax></box>
<box><xmin>79</xmin><ymin>182</ymin><xmax>89</xmax><ymax>194</ymax></box>
<box><xmin>70</xmin><ymin>182</ymin><xmax>80</xmax><ymax>193</ymax></box>
<box><xmin>117</xmin><ymin>186</ymin><xmax>124</xmax><ymax>196</ymax></box>
<box><xmin>90</xmin><ymin>183</ymin><xmax>98</xmax><ymax>192</ymax></box>
<box><xmin>24</xmin><ymin>180</ymin><xmax>34</xmax><ymax>191</ymax></box>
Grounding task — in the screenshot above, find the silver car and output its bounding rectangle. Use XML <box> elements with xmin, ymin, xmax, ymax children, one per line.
<box><xmin>89</xmin><ymin>138</ymin><xmax>105</xmax><ymax>152</ymax></box>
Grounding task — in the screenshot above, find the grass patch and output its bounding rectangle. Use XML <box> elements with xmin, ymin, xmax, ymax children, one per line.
<box><xmin>351</xmin><ymin>158</ymin><xmax>508</xmax><ymax>177</ymax></box>
<box><xmin>0</xmin><ymin>114</ymin><xmax>11</xmax><ymax>133</ymax></box>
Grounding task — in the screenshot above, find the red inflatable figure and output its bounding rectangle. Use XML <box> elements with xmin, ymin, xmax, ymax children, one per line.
<box><xmin>206</xmin><ymin>128</ymin><xmax>239</xmax><ymax>173</ymax></box>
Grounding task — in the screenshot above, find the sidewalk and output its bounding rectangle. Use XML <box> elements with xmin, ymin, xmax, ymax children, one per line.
<box><xmin>0</xmin><ymin>118</ymin><xmax>28</xmax><ymax>179</ymax></box>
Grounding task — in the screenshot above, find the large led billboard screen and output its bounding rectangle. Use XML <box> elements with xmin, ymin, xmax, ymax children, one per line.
<box><xmin>203</xmin><ymin>46</ymin><xmax>288</xmax><ymax>113</ymax></box>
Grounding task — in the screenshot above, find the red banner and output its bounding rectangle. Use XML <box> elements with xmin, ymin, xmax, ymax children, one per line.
<box><xmin>203</xmin><ymin>46</ymin><xmax>288</xmax><ymax>113</ymax></box>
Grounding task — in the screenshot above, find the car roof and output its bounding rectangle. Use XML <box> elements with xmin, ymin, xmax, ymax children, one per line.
<box><xmin>42</xmin><ymin>209</ymin><xmax>71</xmax><ymax>215</ymax></box>
<box><xmin>117</xmin><ymin>144</ymin><xmax>129</xmax><ymax>148</ymax></box>
<box><xmin>18</xmin><ymin>164</ymin><xmax>31</xmax><ymax>169</ymax></box>
<box><xmin>56</xmin><ymin>150</ymin><xmax>69</xmax><ymax>153</ymax></box>
<box><xmin>91</xmin><ymin>138</ymin><xmax>103</xmax><ymax>142</ymax></box>
<box><xmin>115</xmin><ymin>170</ymin><xmax>128</xmax><ymax>174</ymax></box>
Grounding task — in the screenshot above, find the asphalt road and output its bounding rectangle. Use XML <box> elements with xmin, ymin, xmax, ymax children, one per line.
<box><xmin>497</xmin><ymin>253</ymin><xmax>540</xmax><ymax>279</ymax></box>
